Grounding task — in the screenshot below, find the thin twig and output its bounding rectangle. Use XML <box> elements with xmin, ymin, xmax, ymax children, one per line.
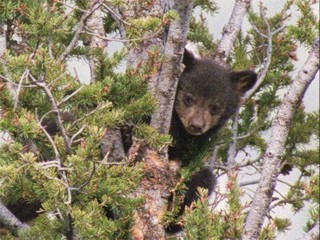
<box><xmin>58</xmin><ymin>0</ymin><xmax>102</xmax><ymax>63</ymax></box>
<box><xmin>30</xmin><ymin>74</ymin><xmax>71</xmax><ymax>154</ymax></box>
<box><xmin>13</xmin><ymin>69</ymin><xmax>29</xmax><ymax>110</ymax></box>
<box><xmin>0</xmin><ymin>74</ymin><xmax>37</xmax><ymax>88</ymax></box>
<box><xmin>102</xmin><ymin>3</ymin><xmax>132</xmax><ymax>26</ymax></box>
<box><xmin>70</xmin><ymin>124</ymin><xmax>87</xmax><ymax>144</ymax></box>
<box><xmin>58</xmin><ymin>85</ymin><xmax>84</xmax><ymax>106</ymax></box>
<box><xmin>70</xmin><ymin>102</ymin><xmax>111</xmax><ymax>127</ymax></box>
<box><xmin>35</xmin><ymin>109</ymin><xmax>61</xmax><ymax>161</ymax></box>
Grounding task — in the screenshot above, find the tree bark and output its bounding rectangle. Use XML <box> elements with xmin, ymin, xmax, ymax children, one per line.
<box><xmin>129</xmin><ymin>0</ymin><xmax>194</xmax><ymax>238</ymax></box>
<box><xmin>87</xmin><ymin>6</ymin><xmax>107</xmax><ymax>83</ymax></box>
<box><xmin>0</xmin><ymin>200</ymin><xmax>29</xmax><ymax>236</ymax></box>
<box><xmin>0</xmin><ymin>24</ymin><xmax>17</xmax><ymax>99</ymax></box>
<box><xmin>214</xmin><ymin>0</ymin><xmax>252</xmax><ymax>64</ymax></box>
<box><xmin>243</xmin><ymin>38</ymin><xmax>319</xmax><ymax>240</ymax></box>
<box><xmin>150</xmin><ymin>0</ymin><xmax>194</xmax><ymax>135</ymax></box>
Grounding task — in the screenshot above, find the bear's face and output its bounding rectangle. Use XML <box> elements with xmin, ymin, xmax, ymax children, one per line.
<box><xmin>174</xmin><ymin>50</ymin><xmax>257</xmax><ymax>136</ymax></box>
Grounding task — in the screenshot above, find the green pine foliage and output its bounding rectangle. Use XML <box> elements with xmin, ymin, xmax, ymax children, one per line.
<box><xmin>0</xmin><ymin>0</ymin><xmax>158</xmax><ymax>238</ymax></box>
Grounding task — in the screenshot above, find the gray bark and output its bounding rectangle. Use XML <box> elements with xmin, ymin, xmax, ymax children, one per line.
<box><xmin>243</xmin><ymin>38</ymin><xmax>319</xmax><ymax>240</ymax></box>
<box><xmin>87</xmin><ymin>7</ymin><xmax>107</xmax><ymax>83</ymax></box>
<box><xmin>0</xmin><ymin>24</ymin><xmax>17</xmax><ymax>99</ymax></box>
<box><xmin>150</xmin><ymin>0</ymin><xmax>194</xmax><ymax>135</ymax></box>
<box><xmin>127</xmin><ymin>0</ymin><xmax>194</xmax><ymax>238</ymax></box>
<box><xmin>214</xmin><ymin>0</ymin><xmax>252</xmax><ymax>64</ymax></box>
<box><xmin>0</xmin><ymin>200</ymin><xmax>29</xmax><ymax>236</ymax></box>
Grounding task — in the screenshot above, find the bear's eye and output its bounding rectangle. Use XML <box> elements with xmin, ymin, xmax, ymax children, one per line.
<box><xmin>183</xmin><ymin>94</ymin><xmax>194</xmax><ymax>107</ymax></box>
<box><xmin>210</xmin><ymin>104</ymin><xmax>221</xmax><ymax>115</ymax></box>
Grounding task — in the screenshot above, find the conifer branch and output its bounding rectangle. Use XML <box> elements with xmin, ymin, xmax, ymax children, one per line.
<box><xmin>244</xmin><ymin>5</ymin><xmax>285</xmax><ymax>101</ymax></box>
<box><xmin>301</xmin><ymin>222</ymin><xmax>319</xmax><ymax>240</ymax></box>
<box><xmin>243</xmin><ymin>37</ymin><xmax>319</xmax><ymax>240</ymax></box>
<box><xmin>0</xmin><ymin>200</ymin><xmax>29</xmax><ymax>236</ymax></box>
<box><xmin>227</xmin><ymin>4</ymin><xmax>285</xmax><ymax>170</ymax></box>
<box><xmin>58</xmin><ymin>0</ymin><xmax>102</xmax><ymax>63</ymax></box>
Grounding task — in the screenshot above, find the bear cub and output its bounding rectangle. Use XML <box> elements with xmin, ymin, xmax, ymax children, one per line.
<box><xmin>166</xmin><ymin>49</ymin><xmax>257</xmax><ymax>232</ymax></box>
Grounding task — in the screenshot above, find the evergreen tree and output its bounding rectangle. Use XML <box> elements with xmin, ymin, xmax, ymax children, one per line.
<box><xmin>0</xmin><ymin>0</ymin><xmax>318</xmax><ymax>239</ymax></box>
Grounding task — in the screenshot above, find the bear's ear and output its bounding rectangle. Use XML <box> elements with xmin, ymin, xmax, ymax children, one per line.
<box><xmin>183</xmin><ymin>48</ymin><xmax>197</xmax><ymax>70</ymax></box>
<box><xmin>231</xmin><ymin>70</ymin><xmax>257</xmax><ymax>95</ymax></box>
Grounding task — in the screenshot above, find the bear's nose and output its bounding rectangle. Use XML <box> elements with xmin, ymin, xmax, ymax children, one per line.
<box><xmin>188</xmin><ymin>116</ymin><xmax>205</xmax><ymax>135</ymax></box>
<box><xmin>189</xmin><ymin>124</ymin><xmax>203</xmax><ymax>134</ymax></box>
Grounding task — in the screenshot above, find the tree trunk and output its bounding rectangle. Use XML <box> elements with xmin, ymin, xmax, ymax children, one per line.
<box><xmin>128</xmin><ymin>0</ymin><xmax>194</xmax><ymax>238</ymax></box>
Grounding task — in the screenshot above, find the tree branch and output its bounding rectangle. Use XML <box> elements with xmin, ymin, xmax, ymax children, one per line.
<box><xmin>29</xmin><ymin>73</ymin><xmax>72</xmax><ymax>154</ymax></box>
<box><xmin>214</xmin><ymin>0</ymin><xmax>252</xmax><ymax>64</ymax></box>
<box><xmin>301</xmin><ymin>222</ymin><xmax>320</xmax><ymax>240</ymax></box>
<box><xmin>58</xmin><ymin>0</ymin><xmax>102</xmax><ymax>63</ymax></box>
<box><xmin>0</xmin><ymin>24</ymin><xmax>17</xmax><ymax>99</ymax></box>
<box><xmin>129</xmin><ymin>0</ymin><xmax>194</xmax><ymax>238</ymax></box>
<box><xmin>243</xmin><ymin>37</ymin><xmax>319</xmax><ymax>240</ymax></box>
<box><xmin>0</xmin><ymin>200</ymin><xmax>29</xmax><ymax>236</ymax></box>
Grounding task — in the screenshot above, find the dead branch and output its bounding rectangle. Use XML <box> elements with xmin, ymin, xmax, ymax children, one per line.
<box><xmin>226</xmin><ymin>3</ymin><xmax>286</xmax><ymax>171</ymax></box>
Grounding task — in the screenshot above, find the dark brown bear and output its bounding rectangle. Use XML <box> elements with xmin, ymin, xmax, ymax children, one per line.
<box><xmin>166</xmin><ymin>49</ymin><xmax>257</xmax><ymax>233</ymax></box>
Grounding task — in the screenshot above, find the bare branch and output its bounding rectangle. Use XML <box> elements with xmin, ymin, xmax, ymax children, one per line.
<box><xmin>102</xmin><ymin>4</ymin><xmax>131</xmax><ymax>27</ymax></box>
<box><xmin>70</xmin><ymin>102</ymin><xmax>111</xmax><ymax>127</ymax></box>
<box><xmin>244</xmin><ymin>5</ymin><xmax>285</xmax><ymax>101</ymax></box>
<box><xmin>0</xmin><ymin>200</ymin><xmax>29</xmax><ymax>236</ymax></box>
<box><xmin>226</xmin><ymin>4</ymin><xmax>285</xmax><ymax>173</ymax></box>
<box><xmin>58</xmin><ymin>0</ymin><xmax>102</xmax><ymax>63</ymax></box>
<box><xmin>70</xmin><ymin>125</ymin><xmax>87</xmax><ymax>145</ymax></box>
<box><xmin>35</xmin><ymin>109</ymin><xmax>61</xmax><ymax>162</ymax></box>
<box><xmin>227</xmin><ymin>108</ymin><xmax>240</xmax><ymax>169</ymax></box>
<box><xmin>243</xmin><ymin>37</ymin><xmax>319</xmax><ymax>240</ymax></box>
<box><xmin>239</xmin><ymin>179</ymin><xmax>260</xmax><ymax>187</ymax></box>
<box><xmin>29</xmin><ymin>73</ymin><xmax>71</xmax><ymax>154</ymax></box>
<box><xmin>58</xmin><ymin>85</ymin><xmax>84</xmax><ymax>106</ymax></box>
<box><xmin>215</xmin><ymin>0</ymin><xmax>252</xmax><ymax>64</ymax></box>
<box><xmin>13</xmin><ymin>69</ymin><xmax>29</xmax><ymax>110</ymax></box>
